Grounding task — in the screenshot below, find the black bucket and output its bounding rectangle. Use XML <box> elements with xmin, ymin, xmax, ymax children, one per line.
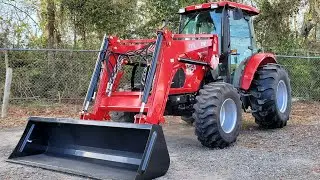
<box><xmin>8</xmin><ymin>117</ymin><xmax>170</xmax><ymax>180</ymax></box>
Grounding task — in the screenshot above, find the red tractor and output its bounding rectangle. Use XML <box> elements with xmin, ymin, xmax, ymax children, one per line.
<box><xmin>9</xmin><ymin>1</ymin><xmax>291</xmax><ymax>180</ymax></box>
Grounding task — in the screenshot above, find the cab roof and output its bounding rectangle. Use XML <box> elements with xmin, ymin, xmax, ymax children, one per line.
<box><xmin>179</xmin><ymin>1</ymin><xmax>259</xmax><ymax>15</ymax></box>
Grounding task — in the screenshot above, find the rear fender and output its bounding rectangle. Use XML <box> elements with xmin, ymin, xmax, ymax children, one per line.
<box><xmin>240</xmin><ymin>53</ymin><xmax>277</xmax><ymax>90</ymax></box>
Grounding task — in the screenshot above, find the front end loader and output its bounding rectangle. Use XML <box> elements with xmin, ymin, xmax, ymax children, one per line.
<box><xmin>8</xmin><ymin>1</ymin><xmax>292</xmax><ymax>179</ymax></box>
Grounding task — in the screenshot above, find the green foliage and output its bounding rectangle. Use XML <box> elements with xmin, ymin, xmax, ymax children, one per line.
<box><xmin>0</xmin><ymin>0</ymin><xmax>39</xmax><ymax>47</ymax></box>
<box><xmin>279</xmin><ymin>56</ymin><xmax>320</xmax><ymax>100</ymax></box>
<box><xmin>59</xmin><ymin>0</ymin><xmax>138</xmax><ymax>47</ymax></box>
<box><xmin>254</xmin><ymin>0</ymin><xmax>302</xmax><ymax>51</ymax></box>
<box><xmin>0</xmin><ymin>0</ymin><xmax>319</xmax><ymax>50</ymax></box>
<box><xmin>135</xmin><ymin>0</ymin><xmax>206</xmax><ymax>37</ymax></box>
<box><xmin>7</xmin><ymin>50</ymin><xmax>96</xmax><ymax>100</ymax></box>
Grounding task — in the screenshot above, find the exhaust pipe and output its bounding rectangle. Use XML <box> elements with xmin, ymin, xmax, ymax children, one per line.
<box><xmin>8</xmin><ymin>117</ymin><xmax>170</xmax><ymax>180</ymax></box>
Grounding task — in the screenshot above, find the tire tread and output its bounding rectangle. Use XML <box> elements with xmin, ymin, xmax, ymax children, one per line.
<box><xmin>193</xmin><ymin>82</ymin><xmax>241</xmax><ymax>148</ymax></box>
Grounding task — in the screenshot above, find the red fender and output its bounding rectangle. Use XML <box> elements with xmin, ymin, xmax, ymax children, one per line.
<box><xmin>240</xmin><ymin>53</ymin><xmax>277</xmax><ymax>90</ymax></box>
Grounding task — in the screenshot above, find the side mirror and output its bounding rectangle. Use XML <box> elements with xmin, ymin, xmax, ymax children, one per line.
<box><xmin>233</xmin><ymin>8</ymin><xmax>244</xmax><ymax>20</ymax></box>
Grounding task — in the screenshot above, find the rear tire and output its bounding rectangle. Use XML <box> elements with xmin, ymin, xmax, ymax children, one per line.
<box><xmin>110</xmin><ymin>112</ymin><xmax>135</xmax><ymax>123</ymax></box>
<box><xmin>249</xmin><ymin>64</ymin><xmax>292</xmax><ymax>128</ymax></box>
<box><xmin>193</xmin><ymin>82</ymin><xmax>242</xmax><ymax>148</ymax></box>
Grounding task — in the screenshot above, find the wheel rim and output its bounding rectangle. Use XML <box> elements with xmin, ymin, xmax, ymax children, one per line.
<box><xmin>219</xmin><ymin>98</ymin><xmax>237</xmax><ymax>133</ymax></box>
<box><xmin>276</xmin><ymin>80</ymin><xmax>288</xmax><ymax>113</ymax></box>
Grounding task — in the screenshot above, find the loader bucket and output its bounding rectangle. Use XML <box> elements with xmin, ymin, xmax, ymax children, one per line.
<box><xmin>8</xmin><ymin>117</ymin><xmax>170</xmax><ymax>180</ymax></box>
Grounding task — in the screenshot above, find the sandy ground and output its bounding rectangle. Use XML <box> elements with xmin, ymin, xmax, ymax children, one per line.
<box><xmin>0</xmin><ymin>101</ymin><xmax>319</xmax><ymax>180</ymax></box>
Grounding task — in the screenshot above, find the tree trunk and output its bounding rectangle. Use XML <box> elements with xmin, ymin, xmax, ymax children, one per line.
<box><xmin>73</xmin><ymin>15</ymin><xmax>77</xmax><ymax>48</ymax></box>
<box><xmin>82</xmin><ymin>30</ymin><xmax>87</xmax><ymax>48</ymax></box>
<box><xmin>47</xmin><ymin>0</ymin><xmax>55</xmax><ymax>49</ymax></box>
<box><xmin>47</xmin><ymin>0</ymin><xmax>55</xmax><ymax>64</ymax></box>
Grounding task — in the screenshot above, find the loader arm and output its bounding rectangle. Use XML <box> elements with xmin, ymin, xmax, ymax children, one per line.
<box><xmin>81</xmin><ymin>30</ymin><xmax>219</xmax><ymax>124</ymax></box>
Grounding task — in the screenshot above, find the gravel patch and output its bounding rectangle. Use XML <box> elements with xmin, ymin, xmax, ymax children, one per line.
<box><xmin>0</xmin><ymin>102</ymin><xmax>319</xmax><ymax>179</ymax></box>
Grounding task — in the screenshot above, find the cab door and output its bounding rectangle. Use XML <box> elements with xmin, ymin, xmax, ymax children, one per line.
<box><xmin>228</xmin><ymin>10</ymin><xmax>257</xmax><ymax>86</ymax></box>
<box><xmin>229</xmin><ymin>12</ymin><xmax>255</xmax><ymax>66</ymax></box>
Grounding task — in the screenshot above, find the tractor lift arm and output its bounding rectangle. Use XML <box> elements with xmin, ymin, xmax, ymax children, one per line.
<box><xmin>81</xmin><ymin>30</ymin><xmax>219</xmax><ymax>124</ymax></box>
<box><xmin>82</xmin><ymin>35</ymin><xmax>108</xmax><ymax>114</ymax></box>
<box><xmin>140</xmin><ymin>32</ymin><xmax>164</xmax><ymax>113</ymax></box>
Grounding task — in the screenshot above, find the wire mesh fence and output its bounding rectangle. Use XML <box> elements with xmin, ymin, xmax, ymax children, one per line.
<box><xmin>0</xmin><ymin>49</ymin><xmax>320</xmax><ymax>105</ymax></box>
<box><xmin>277</xmin><ymin>51</ymin><xmax>320</xmax><ymax>100</ymax></box>
<box><xmin>0</xmin><ymin>49</ymin><xmax>97</xmax><ymax>104</ymax></box>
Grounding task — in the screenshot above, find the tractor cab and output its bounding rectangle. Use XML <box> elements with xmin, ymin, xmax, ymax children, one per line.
<box><xmin>178</xmin><ymin>1</ymin><xmax>259</xmax><ymax>83</ymax></box>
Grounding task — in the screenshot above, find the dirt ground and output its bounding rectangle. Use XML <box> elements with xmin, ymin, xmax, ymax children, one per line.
<box><xmin>0</xmin><ymin>101</ymin><xmax>319</xmax><ymax>180</ymax></box>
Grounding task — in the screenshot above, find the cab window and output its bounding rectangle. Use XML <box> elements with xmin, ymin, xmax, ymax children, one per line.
<box><xmin>180</xmin><ymin>10</ymin><xmax>222</xmax><ymax>36</ymax></box>
<box><xmin>229</xmin><ymin>12</ymin><xmax>253</xmax><ymax>64</ymax></box>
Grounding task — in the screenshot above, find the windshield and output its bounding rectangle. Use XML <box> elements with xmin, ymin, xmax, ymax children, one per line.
<box><xmin>179</xmin><ymin>10</ymin><xmax>222</xmax><ymax>35</ymax></box>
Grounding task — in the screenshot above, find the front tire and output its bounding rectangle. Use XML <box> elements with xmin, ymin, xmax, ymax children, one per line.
<box><xmin>249</xmin><ymin>64</ymin><xmax>292</xmax><ymax>128</ymax></box>
<box><xmin>193</xmin><ymin>82</ymin><xmax>242</xmax><ymax>148</ymax></box>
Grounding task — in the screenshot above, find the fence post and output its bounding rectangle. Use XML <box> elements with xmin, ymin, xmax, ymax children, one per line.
<box><xmin>307</xmin><ymin>50</ymin><xmax>311</xmax><ymax>99</ymax></box>
<box><xmin>1</xmin><ymin>51</ymin><xmax>13</xmax><ymax>118</ymax></box>
<box><xmin>58</xmin><ymin>91</ymin><xmax>61</xmax><ymax>104</ymax></box>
